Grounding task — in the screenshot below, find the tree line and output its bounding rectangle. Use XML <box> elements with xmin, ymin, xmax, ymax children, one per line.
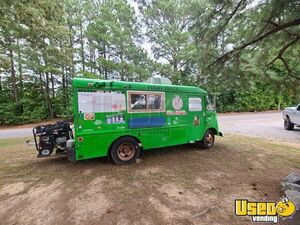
<box><xmin>0</xmin><ymin>0</ymin><xmax>299</xmax><ymax>125</ymax></box>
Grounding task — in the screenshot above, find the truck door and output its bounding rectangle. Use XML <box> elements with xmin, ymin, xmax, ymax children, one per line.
<box><xmin>206</xmin><ymin>95</ymin><xmax>214</xmax><ymax>113</ymax></box>
<box><xmin>204</xmin><ymin>95</ymin><xmax>218</xmax><ymax>131</ymax></box>
<box><xmin>188</xmin><ymin>96</ymin><xmax>205</xmax><ymax>141</ymax></box>
<box><xmin>295</xmin><ymin>104</ymin><xmax>300</xmax><ymax>124</ymax></box>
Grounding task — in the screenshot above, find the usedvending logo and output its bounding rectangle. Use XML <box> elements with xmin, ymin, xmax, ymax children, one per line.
<box><xmin>235</xmin><ymin>197</ymin><xmax>296</xmax><ymax>223</ymax></box>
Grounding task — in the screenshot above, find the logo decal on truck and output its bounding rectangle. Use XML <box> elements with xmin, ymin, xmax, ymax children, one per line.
<box><xmin>84</xmin><ymin>112</ymin><xmax>95</xmax><ymax>120</ymax></box>
<box><xmin>106</xmin><ymin>114</ymin><xmax>125</xmax><ymax>124</ymax></box>
<box><xmin>172</xmin><ymin>95</ymin><xmax>183</xmax><ymax>110</ymax></box>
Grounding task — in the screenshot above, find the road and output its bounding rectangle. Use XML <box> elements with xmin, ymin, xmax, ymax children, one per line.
<box><xmin>0</xmin><ymin>112</ymin><xmax>299</xmax><ymax>144</ymax></box>
<box><xmin>218</xmin><ymin>111</ymin><xmax>300</xmax><ymax>144</ymax></box>
<box><xmin>0</xmin><ymin>127</ymin><xmax>32</xmax><ymax>139</ymax></box>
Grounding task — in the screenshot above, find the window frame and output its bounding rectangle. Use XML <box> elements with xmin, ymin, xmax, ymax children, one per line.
<box><xmin>127</xmin><ymin>91</ymin><xmax>165</xmax><ymax>113</ymax></box>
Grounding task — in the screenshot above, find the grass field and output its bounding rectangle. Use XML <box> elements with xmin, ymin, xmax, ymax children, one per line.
<box><xmin>0</xmin><ymin>135</ymin><xmax>299</xmax><ymax>225</ymax></box>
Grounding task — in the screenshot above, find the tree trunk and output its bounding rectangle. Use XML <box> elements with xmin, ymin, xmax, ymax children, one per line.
<box><xmin>51</xmin><ymin>72</ymin><xmax>55</xmax><ymax>99</ymax></box>
<box><xmin>43</xmin><ymin>52</ymin><xmax>53</xmax><ymax>118</ymax></box>
<box><xmin>70</xmin><ymin>39</ymin><xmax>75</xmax><ymax>77</ymax></box>
<box><xmin>45</xmin><ymin>71</ymin><xmax>53</xmax><ymax>118</ymax></box>
<box><xmin>39</xmin><ymin>71</ymin><xmax>48</xmax><ymax>117</ymax></box>
<box><xmin>93</xmin><ymin>48</ymin><xmax>96</xmax><ymax>74</ymax></box>
<box><xmin>172</xmin><ymin>47</ymin><xmax>178</xmax><ymax>72</ymax></box>
<box><xmin>62</xmin><ymin>65</ymin><xmax>67</xmax><ymax>108</ymax></box>
<box><xmin>8</xmin><ymin>39</ymin><xmax>18</xmax><ymax>102</ymax></box>
<box><xmin>278</xmin><ymin>89</ymin><xmax>282</xmax><ymax>111</ymax></box>
<box><xmin>173</xmin><ymin>59</ymin><xmax>178</xmax><ymax>72</ymax></box>
<box><xmin>80</xmin><ymin>20</ymin><xmax>85</xmax><ymax>71</ymax></box>
<box><xmin>17</xmin><ymin>38</ymin><xmax>23</xmax><ymax>96</ymax></box>
<box><xmin>42</xmin><ymin>37</ymin><xmax>53</xmax><ymax>118</ymax></box>
<box><xmin>120</xmin><ymin>48</ymin><xmax>124</xmax><ymax>81</ymax></box>
<box><xmin>0</xmin><ymin>75</ymin><xmax>2</xmax><ymax>92</ymax></box>
<box><xmin>89</xmin><ymin>46</ymin><xmax>93</xmax><ymax>73</ymax></box>
<box><xmin>67</xmin><ymin>20</ymin><xmax>75</xmax><ymax>77</ymax></box>
<box><xmin>65</xmin><ymin>66</ymin><xmax>70</xmax><ymax>99</ymax></box>
<box><xmin>103</xmin><ymin>44</ymin><xmax>108</xmax><ymax>79</ymax></box>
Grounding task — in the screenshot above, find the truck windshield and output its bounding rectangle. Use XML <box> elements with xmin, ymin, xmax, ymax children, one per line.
<box><xmin>206</xmin><ymin>95</ymin><xmax>215</xmax><ymax>111</ymax></box>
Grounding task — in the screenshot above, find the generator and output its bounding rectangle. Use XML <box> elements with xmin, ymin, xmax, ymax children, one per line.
<box><xmin>33</xmin><ymin>121</ymin><xmax>74</xmax><ymax>157</ymax></box>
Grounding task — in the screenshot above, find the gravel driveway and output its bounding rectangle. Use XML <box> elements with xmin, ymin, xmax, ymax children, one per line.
<box><xmin>218</xmin><ymin>111</ymin><xmax>300</xmax><ymax>144</ymax></box>
<box><xmin>0</xmin><ymin>112</ymin><xmax>299</xmax><ymax>145</ymax></box>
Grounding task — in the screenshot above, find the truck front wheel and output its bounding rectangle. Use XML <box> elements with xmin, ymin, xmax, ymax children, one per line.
<box><xmin>110</xmin><ymin>137</ymin><xmax>140</xmax><ymax>165</ymax></box>
<box><xmin>284</xmin><ymin>117</ymin><xmax>294</xmax><ymax>130</ymax></box>
<box><xmin>200</xmin><ymin>129</ymin><xmax>215</xmax><ymax>149</ymax></box>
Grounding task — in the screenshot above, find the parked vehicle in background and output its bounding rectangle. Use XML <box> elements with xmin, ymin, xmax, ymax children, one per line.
<box><xmin>283</xmin><ymin>103</ymin><xmax>300</xmax><ymax>130</ymax></box>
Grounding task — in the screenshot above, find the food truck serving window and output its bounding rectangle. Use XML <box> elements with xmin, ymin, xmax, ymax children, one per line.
<box><xmin>128</xmin><ymin>91</ymin><xmax>165</xmax><ymax>113</ymax></box>
<box><xmin>189</xmin><ymin>98</ymin><xmax>202</xmax><ymax>111</ymax></box>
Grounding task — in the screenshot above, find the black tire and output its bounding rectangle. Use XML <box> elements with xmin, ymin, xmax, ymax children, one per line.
<box><xmin>284</xmin><ymin>117</ymin><xmax>294</xmax><ymax>130</ymax></box>
<box><xmin>110</xmin><ymin>137</ymin><xmax>140</xmax><ymax>165</ymax></box>
<box><xmin>200</xmin><ymin>129</ymin><xmax>215</xmax><ymax>149</ymax></box>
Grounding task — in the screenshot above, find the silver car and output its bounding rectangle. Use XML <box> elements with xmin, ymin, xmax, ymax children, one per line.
<box><xmin>283</xmin><ymin>103</ymin><xmax>300</xmax><ymax>130</ymax></box>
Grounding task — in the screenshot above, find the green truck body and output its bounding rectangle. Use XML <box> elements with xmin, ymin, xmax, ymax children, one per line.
<box><xmin>70</xmin><ymin>78</ymin><xmax>222</xmax><ymax>163</ymax></box>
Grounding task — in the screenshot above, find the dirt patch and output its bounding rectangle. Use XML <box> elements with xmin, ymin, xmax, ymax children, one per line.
<box><xmin>0</xmin><ymin>182</ymin><xmax>25</xmax><ymax>196</ymax></box>
<box><xmin>148</xmin><ymin>196</ymin><xmax>191</xmax><ymax>221</ymax></box>
<box><xmin>0</xmin><ymin>179</ymin><xmax>64</xmax><ymax>225</ymax></box>
<box><xmin>68</xmin><ymin>176</ymin><xmax>111</xmax><ymax>225</ymax></box>
<box><xmin>136</xmin><ymin>166</ymin><xmax>161</xmax><ymax>176</ymax></box>
<box><xmin>158</xmin><ymin>182</ymin><xmax>215</xmax><ymax>208</ymax></box>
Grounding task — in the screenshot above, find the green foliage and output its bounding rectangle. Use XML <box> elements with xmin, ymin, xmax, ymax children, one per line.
<box><xmin>215</xmin><ymin>84</ymin><xmax>296</xmax><ymax>113</ymax></box>
<box><xmin>0</xmin><ymin>100</ymin><xmax>46</xmax><ymax>125</ymax></box>
<box><xmin>140</xmin><ymin>0</ymin><xmax>197</xmax><ymax>76</ymax></box>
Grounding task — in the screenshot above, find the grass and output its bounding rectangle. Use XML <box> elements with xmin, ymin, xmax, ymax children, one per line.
<box><xmin>0</xmin><ymin>137</ymin><xmax>29</xmax><ymax>148</ymax></box>
<box><xmin>224</xmin><ymin>135</ymin><xmax>300</xmax><ymax>169</ymax></box>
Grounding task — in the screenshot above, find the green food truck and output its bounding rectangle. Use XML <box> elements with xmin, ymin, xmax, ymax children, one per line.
<box><xmin>33</xmin><ymin>77</ymin><xmax>222</xmax><ymax>164</ymax></box>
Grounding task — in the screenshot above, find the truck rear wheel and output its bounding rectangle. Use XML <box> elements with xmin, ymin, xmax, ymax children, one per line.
<box><xmin>284</xmin><ymin>117</ymin><xmax>294</xmax><ymax>130</ymax></box>
<box><xmin>110</xmin><ymin>137</ymin><xmax>140</xmax><ymax>165</ymax></box>
<box><xmin>200</xmin><ymin>129</ymin><xmax>215</xmax><ymax>149</ymax></box>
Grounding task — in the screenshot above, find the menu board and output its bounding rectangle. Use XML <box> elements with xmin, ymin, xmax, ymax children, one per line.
<box><xmin>78</xmin><ymin>92</ymin><xmax>126</xmax><ymax>113</ymax></box>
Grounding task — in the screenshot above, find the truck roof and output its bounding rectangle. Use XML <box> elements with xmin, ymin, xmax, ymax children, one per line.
<box><xmin>73</xmin><ymin>78</ymin><xmax>207</xmax><ymax>94</ymax></box>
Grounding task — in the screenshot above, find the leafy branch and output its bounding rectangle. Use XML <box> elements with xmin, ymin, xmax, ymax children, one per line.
<box><xmin>203</xmin><ymin>18</ymin><xmax>300</xmax><ymax>76</ymax></box>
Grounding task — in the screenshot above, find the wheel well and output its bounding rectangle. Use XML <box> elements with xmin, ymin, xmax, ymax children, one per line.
<box><xmin>108</xmin><ymin>135</ymin><xmax>142</xmax><ymax>158</ymax></box>
<box><xmin>207</xmin><ymin>128</ymin><xmax>218</xmax><ymax>135</ymax></box>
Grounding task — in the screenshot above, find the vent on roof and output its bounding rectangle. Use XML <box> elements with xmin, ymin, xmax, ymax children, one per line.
<box><xmin>146</xmin><ymin>75</ymin><xmax>172</xmax><ymax>85</ymax></box>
